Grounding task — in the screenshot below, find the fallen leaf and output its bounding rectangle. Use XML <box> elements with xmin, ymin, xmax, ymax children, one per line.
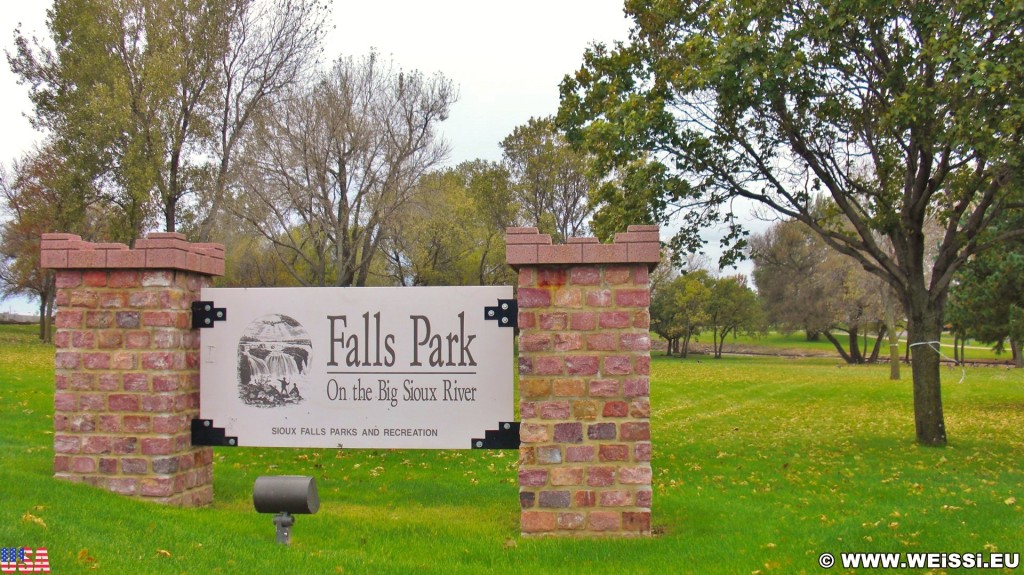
<box><xmin>1004</xmin><ymin>497</ymin><xmax>1017</xmax><ymax>506</ymax></box>
<box><xmin>21</xmin><ymin>512</ymin><xmax>47</xmax><ymax>529</ymax></box>
<box><xmin>77</xmin><ymin>549</ymin><xmax>96</xmax><ymax>564</ymax></box>
<box><xmin>156</xmin><ymin>549</ymin><xmax>172</xmax><ymax>558</ymax></box>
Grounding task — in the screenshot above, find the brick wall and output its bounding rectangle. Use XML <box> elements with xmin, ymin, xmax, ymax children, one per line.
<box><xmin>508</xmin><ymin>226</ymin><xmax>659</xmax><ymax>536</ymax></box>
<box><xmin>41</xmin><ymin>232</ymin><xmax>224</xmax><ymax>506</ymax></box>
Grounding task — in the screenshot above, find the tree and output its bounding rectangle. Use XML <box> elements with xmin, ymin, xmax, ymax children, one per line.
<box><xmin>380</xmin><ymin>162</ymin><xmax>519</xmax><ymax>287</ymax></box>
<box><xmin>10</xmin><ymin>0</ymin><xmax>327</xmax><ymax>238</ymax></box>
<box><xmin>462</xmin><ymin>160</ymin><xmax>522</xmax><ymax>286</ymax></box>
<box><xmin>878</xmin><ymin>271</ymin><xmax>904</xmax><ymax>379</ymax></box>
<box><xmin>706</xmin><ymin>275</ymin><xmax>763</xmax><ymax>359</ymax></box>
<box><xmin>649</xmin><ymin>267</ymin><xmax>682</xmax><ymax>356</ymax></box>
<box><xmin>0</xmin><ymin>145</ymin><xmax>109</xmax><ymax>340</ymax></box>
<box><xmin>749</xmin><ymin>219</ymin><xmax>832</xmax><ymax>339</ymax></box>
<box><xmin>751</xmin><ymin>218</ymin><xmax>897</xmax><ymax>364</ymax></box>
<box><xmin>815</xmin><ymin>241</ymin><xmax>884</xmax><ymax>364</ymax></box>
<box><xmin>651</xmin><ymin>270</ymin><xmax>712</xmax><ymax>358</ymax></box>
<box><xmin>947</xmin><ymin>237</ymin><xmax>1024</xmax><ymax>368</ymax></box>
<box><xmin>559</xmin><ymin>0</ymin><xmax>1024</xmax><ymax>445</ymax></box>
<box><xmin>0</xmin><ymin>158</ymin><xmax>55</xmax><ymax>341</ymax></box>
<box><xmin>12</xmin><ymin>0</ymin><xmax>231</xmax><ymax>235</ymax></box>
<box><xmin>196</xmin><ymin>0</ymin><xmax>328</xmax><ymax>242</ymax></box>
<box><xmin>380</xmin><ymin>169</ymin><xmax>481</xmax><ymax>286</ymax></box>
<box><xmin>230</xmin><ymin>52</ymin><xmax>456</xmax><ymax>287</ymax></box>
<box><xmin>210</xmin><ymin>217</ymin><xmax>300</xmax><ymax>288</ymax></box>
<box><xmin>500</xmin><ymin>116</ymin><xmax>597</xmax><ymax>241</ymax></box>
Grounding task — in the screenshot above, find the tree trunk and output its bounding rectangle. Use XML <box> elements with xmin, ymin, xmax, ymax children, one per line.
<box><xmin>882</xmin><ymin>291</ymin><xmax>901</xmax><ymax>380</ymax></box>
<box><xmin>1011</xmin><ymin>337</ymin><xmax>1023</xmax><ymax>368</ymax></box>
<box><xmin>887</xmin><ymin>326</ymin><xmax>901</xmax><ymax>381</ymax></box>
<box><xmin>44</xmin><ymin>288</ymin><xmax>54</xmax><ymax>343</ymax></box>
<box><xmin>868</xmin><ymin>325</ymin><xmax>886</xmax><ymax>362</ymax></box>
<box><xmin>906</xmin><ymin>298</ymin><xmax>948</xmax><ymax>446</ymax></box>
<box><xmin>822</xmin><ymin>330</ymin><xmax>853</xmax><ymax>363</ymax></box>
<box><xmin>165</xmin><ymin>195</ymin><xmax>177</xmax><ymax>234</ymax></box>
<box><xmin>38</xmin><ymin>296</ymin><xmax>47</xmax><ymax>341</ymax></box>
<box><xmin>848</xmin><ymin>325</ymin><xmax>863</xmax><ymax>364</ymax></box>
<box><xmin>38</xmin><ymin>272</ymin><xmax>55</xmax><ymax>343</ymax></box>
<box><xmin>681</xmin><ymin>334</ymin><xmax>690</xmax><ymax>358</ymax></box>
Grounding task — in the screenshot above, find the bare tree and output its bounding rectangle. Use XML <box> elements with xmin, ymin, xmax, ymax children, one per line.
<box><xmin>501</xmin><ymin>117</ymin><xmax>595</xmax><ymax>241</ymax></box>
<box><xmin>196</xmin><ymin>0</ymin><xmax>328</xmax><ymax>242</ymax></box>
<box><xmin>230</xmin><ymin>52</ymin><xmax>456</xmax><ymax>286</ymax></box>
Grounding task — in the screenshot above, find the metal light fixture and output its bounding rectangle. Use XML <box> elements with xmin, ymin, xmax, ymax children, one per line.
<box><xmin>253</xmin><ymin>475</ymin><xmax>320</xmax><ymax>544</ymax></box>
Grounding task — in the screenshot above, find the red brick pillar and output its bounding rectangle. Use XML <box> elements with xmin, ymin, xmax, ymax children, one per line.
<box><xmin>508</xmin><ymin>225</ymin><xmax>660</xmax><ymax>536</ymax></box>
<box><xmin>40</xmin><ymin>232</ymin><xmax>224</xmax><ymax>506</ymax></box>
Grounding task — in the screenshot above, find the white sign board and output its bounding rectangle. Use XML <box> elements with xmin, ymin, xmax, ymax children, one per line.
<box><xmin>197</xmin><ymin>286</ymin><xmax>514</xmax><ymax>449</ymax></box>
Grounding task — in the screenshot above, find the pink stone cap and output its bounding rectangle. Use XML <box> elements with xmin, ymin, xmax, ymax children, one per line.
<box><xmin>506</xmin><ymin>225</ymin><xmax>661</xmax><ymax>269</ymax></box>
<box><xmin>40</xmin><ymin>232</ymin><xmax>225</xmax><ymax>276</ymax></box>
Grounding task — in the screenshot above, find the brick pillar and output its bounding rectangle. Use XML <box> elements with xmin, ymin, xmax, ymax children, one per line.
<box><xmin>508</xmin><ymin>225</ymin><xmax>660</xmax><ymax>536</ymax></box>
<box><xmin>40</xmin><ymin>232</ymin><xmax>224</xmax><ymax>506</ymax></box>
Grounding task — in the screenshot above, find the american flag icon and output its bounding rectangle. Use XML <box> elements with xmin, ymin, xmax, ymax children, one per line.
<box><xmin>0</xmin><ymin>548</ymin><xmax>49</xmax><ymax>573</ymax></box>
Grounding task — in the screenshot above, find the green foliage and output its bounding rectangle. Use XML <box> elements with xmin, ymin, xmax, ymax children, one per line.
<box><xmin>11</xmin><ymin>0</ymin><xmax>236</xmax><ymax>234</ymax></box>
<box><xmin>650</xmin><ymin>269</ymin><xmax>762</xmax><ymax>359</ymax></box>
<box><xmin>0</xmin><ymin>145</ymin><xmax>115</xmax><ymax>339</ymax></box>
<box><xmin>750</xmin><ymin>218</ymin><xmax>831</xmax><ymax>336</ymax></box>
<box><xmin>650</xmin><ymin>270</ymin><xmax>710</xmax><ymax>357</ymax></box>
<box><xmin>1</xmin><ymin>325</ymin><xmax>1021</xmax><ymax>573</ymax></box>
<box><xmin>705</xmin><ymin>275</ymin><xmax>764</xmax><ymax>358</ymax></box>
<box><xmin>750</xmin><ymin>217</ymin><xmax>895</xmax><ymax>363</ymax></box>
<box><xmin>947</xmin><ymin>183</ymin><xmax>1024</xmax><ymax>365</ymax></box>
<box><xmin>381</xmin><ymin>166</ymin><xmax>514</xmax><ymax>286</ymax></box>
<box><xmin>559</xmin><ymin>0</ymin><xmax>1024</xmax><ymax>275</ymax></box>
<box><xmin>948</xmin><ymin>240</ymin><xmax>1024</xmax><ymax>365</ymax></box>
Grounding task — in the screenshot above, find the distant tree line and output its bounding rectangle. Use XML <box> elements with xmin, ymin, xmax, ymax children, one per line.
<box><xmin>649</xmin><ymin>259</ymin><xmax>764</xmax><ymax>360</ymax></box>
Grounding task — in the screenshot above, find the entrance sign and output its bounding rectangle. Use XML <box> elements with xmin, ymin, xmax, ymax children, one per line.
<box><xmin>198</xmin><ymin>286</ymin><xmax>514</xmax><ymax>449</ymax></box>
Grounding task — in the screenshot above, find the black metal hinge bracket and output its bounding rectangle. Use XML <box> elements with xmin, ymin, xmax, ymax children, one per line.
<box><xmin>191</xmin><ymin>419</ymin><xmax>237</xmax><ymax>447</ymax></box>
<box><xmin>471</xmin><ymin>422</ymin><xmax>520</xmax><ymax>449</ymax></box>
<box><xmin>484</xmin><ymin>299</ymin><xmax>517</xmax><ymax>328</ymax></box>
<box><xmin>192</xmin><ymin>301</ymin><xmax>226</xmax><ymax>329</ymax></box>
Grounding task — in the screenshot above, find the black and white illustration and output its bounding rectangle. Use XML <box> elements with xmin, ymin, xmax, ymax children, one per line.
<box><xmin>237</xmin><ymin>314</ymin><xmax>312</xmax><ymax>408</ymax></box>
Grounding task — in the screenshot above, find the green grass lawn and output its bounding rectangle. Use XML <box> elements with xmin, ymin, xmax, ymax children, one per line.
<box><xmin>1</xmin><ymin>324</ymin><xmax>1021</xmax><ymax>574</ymax></box>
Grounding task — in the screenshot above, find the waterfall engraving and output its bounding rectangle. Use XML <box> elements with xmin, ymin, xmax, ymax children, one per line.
<box><xmin>237</xmin><ymin>314</ymin><xmax>312</xmax><ymax>408</ymax></box>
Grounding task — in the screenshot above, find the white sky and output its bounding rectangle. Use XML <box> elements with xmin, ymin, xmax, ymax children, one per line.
<box><xmin>0</xmin><ymin>1</ymin><xmax>754</xmax><ymax>313</ymax></box>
